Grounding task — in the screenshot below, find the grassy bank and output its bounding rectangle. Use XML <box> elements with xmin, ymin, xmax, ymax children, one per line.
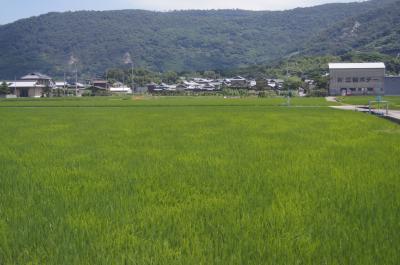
<box><xmin>0</xmin><ymin>96</ymin><xmax>337</xmax><ymax>107</ymax></box>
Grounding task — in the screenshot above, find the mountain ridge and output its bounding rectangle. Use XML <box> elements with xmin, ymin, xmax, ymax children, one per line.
<box><xmin>304</xmin><ymin>0</ymin><xmax>400</xmax><ymax>56</ymax></box>
<box><xmin>0</xmin><ymin>0</ymin><xmax>397</xmax><ymax>79</ymax></box>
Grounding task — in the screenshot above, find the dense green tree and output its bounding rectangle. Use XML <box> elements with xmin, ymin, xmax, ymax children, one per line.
<box><xmin>283</xmin><ymin>77</ymin><xmax>303</xmax><ymax>91</ymax></box>
<box><xmin>203</xmin><ymin>71</ymin><xmax>219</xmax><ymax>79</ymax></box>
<box><xmin>313</xmin><ymin>75</ymin><xmax>329</xmax><ymax>90</ymax></box>
<box><xmin>0</xmin><ymin>81</ymin><xmax>10</xmax><ymax>95</ymax></box>
<box><xmin>42</xmin><ymin>85</ymin><xmax>51</xmax><ymax>97</ymax></box>
<box><xmin>162</xmin><ymin>71</ymin><xmax>178</xmax><ymax>84</ymax></box>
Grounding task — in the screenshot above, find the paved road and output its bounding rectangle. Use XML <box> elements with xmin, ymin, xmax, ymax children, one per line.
<box><xmin>325</xmin><ymin>96</ymin><xmax>338</xmax><ymax>103</ymax></box>
<box><xmin>330</xmin><ymin>103</ymin><xmax>400</xmax><ymax>122</ymax></box>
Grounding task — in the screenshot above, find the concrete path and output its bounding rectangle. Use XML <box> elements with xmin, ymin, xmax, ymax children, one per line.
<box><xmin>330</xmin><ymin>104</ymin><xmax>400</xmax><ymax>123</ymax></box>
<box><xmin>325</xmin><ymin>96</ymin><xmax>338</xmax><ymax>102</ymax></box>
<box><xmin>386</xmin><ymin>110</ymin><xmax>400</xmax><ymax>120</ymax></box>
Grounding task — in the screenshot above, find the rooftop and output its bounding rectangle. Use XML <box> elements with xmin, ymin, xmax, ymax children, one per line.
<box><xmin>7</xmin><ymin>81</ymin><xmax>43</xmax><ymax>88</ymax></box>
<box><xmin>329</xmin><ymin>62</ymin><xmax>385</xmax><ymax>69</ymax></box>
<box><xmin>21</xmin><ymin>72</ymin><xmax>52</xmax><ymax>80</ymax></box>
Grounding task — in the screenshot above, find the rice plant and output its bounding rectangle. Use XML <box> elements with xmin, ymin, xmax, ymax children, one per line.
<box><xmin>0</xmin><ymin>97</ymin><xmax>399</xmax><ymax>264</ymax></box>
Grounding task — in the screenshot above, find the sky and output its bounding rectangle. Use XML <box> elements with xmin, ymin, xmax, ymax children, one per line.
<box><xmin>1</xmin><ymin>0</ymin><xmax>359</xmax><ymax>24</ymax></box>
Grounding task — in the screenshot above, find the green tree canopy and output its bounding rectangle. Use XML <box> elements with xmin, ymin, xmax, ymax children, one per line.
<box><xmin>0</xmin><ymin>81</ymin><xmax>10</xmax><ymax>95</ymax></box>
<box><xmin>283</xmin><ymin>77</ymin><xmax>303</xmax><ymax>91</ymax></box>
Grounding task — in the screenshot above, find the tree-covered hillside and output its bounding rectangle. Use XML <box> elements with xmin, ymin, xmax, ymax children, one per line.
<box><xmin>0</xmin><ymin>0</ymin><xmax>393</xmax><ymax>79</ymax></box>
<box><xmin>228</xmin><ymin>51</ymin><xmax>400</xmax><ymax>79</ymax></box>
<box><xmin>305</xmin><ymin>0</ymin><xmax>400</xmax><ymax>56</ymax></box>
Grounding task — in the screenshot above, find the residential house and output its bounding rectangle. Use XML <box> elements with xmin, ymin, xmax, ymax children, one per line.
<box><xmin>55</xmin><ymin>81</ymin><xmax>69</xmax><ymax>89</ymax></box>
<box><xmin>255</xmin><ymin>78</ymin><xmax>268</xmax><ymax>90</ymax></box>
<box><xmin>230</xmin><ymin>76</ymin><xmax>248</xmax><ymax>88</ymax></box>
<box><xmin>91</xmin><ymin>80</ymin><xmax>109</xmax><ymax>89</ymax></box>
<box><xmin>109</xmin><ymin>82</ymin><xmax>132</xmax><ymax>94</ymax></box>
<box><xmin>7</xmin><ymin>73</ymin><xmax>55</xmax><ymax>97</ymax></box>
<box><xmin>147</xmin><ymin>82</ymin><xmax>158</xmax><ymax>92</ymax></box>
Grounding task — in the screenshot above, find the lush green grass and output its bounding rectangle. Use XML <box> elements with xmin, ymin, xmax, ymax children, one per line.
<box><xmin>338</xmin><ymin>96</ymin><xmax>400</xmax><ymax>110</ymax></box>
<box><xmin>0</xmin><ymin>96</ymin><xmax>338</xmax><ymax>107</ymax></box>
<box><xmin>0</xmin><ymin>97</ymin><xmax>399</xmax><ymax>264</ymax></box>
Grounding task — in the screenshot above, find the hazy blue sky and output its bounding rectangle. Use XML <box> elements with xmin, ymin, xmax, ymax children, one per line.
<box><xmin>1</xmin><ymin>0</ymin><xmax>359</xmax><ymax>24</ymax></box>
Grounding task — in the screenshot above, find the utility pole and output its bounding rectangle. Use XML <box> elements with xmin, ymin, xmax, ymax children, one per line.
<box><xmin>75</xmin><ymin>63</ymin><xmax>78</xmax><ymax>96</ymax></box>
<box><xmin>106</xmin><ymin>69</ymin><xmax>109</xmax><ymax>91</ymax></box>
<box><xmin>69</xmin><ymin>55</ymin><xmax>79</xmax><ymax>96</ymax></box>
<box><xmin>64</xmin><ymin>72</ymin><xmax>66</xmax><ymax>96</ymax></box>
<box><xmin>123</xmin><ymin>52</ymin><xmax>134</xmax><ymax>94</ymax></box>
<box><xmin>131</xmin><ymin>62</ymin><xmax>134</xmax><ymax>94</ymax></box>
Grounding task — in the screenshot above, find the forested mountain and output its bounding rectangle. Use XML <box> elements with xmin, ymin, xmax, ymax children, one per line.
<box><xmin>0</xmin><ymin>0</ymin><xmax>397</xmax><ymax>79</ymax></box>
<box><xmin>305</xmin><ymin>0</ymin><xmax>400</xmax><ymax>56</ymax></box>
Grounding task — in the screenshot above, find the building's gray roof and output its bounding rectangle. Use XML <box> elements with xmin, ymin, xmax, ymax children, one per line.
<box><xmin>21</xmin><ymin>72</ymin><xmax>52</xmax><ymax>80</ymax></box>
<box><xmin>329</xmin><ymin>62</ymin><xmax>385</xmax><ymax>69</ymax></box>
<box><xmin>231</xmin><ymin>76</ymin><xmax>246</xmax><ymax>80</ymax></box>
<box><xmin>7</xmin><ymin>81</ymin><xmax>44</xmax><ymax>88</ymax></box>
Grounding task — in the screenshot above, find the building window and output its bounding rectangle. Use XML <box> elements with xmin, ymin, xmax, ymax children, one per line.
<box><xmin>350</xmin><ymin>88</ymin><xmax>356</xmax><ymax>91</ymax></box>
<box><xmin>359</xmin><ymin>77</ymin><xmax>365</xmax><ymax>82</ymax></box>
<box><xmin>345</xmin><ymin>77</ymin><xmax>352</xmax><ymax>83</ymax></box>
<box><xmin>366</xmin><ymin>77</ymin><xmax>371</xmax><ymax>82</ymax></box>
<box><xmin>367</xmin><ymin>88</ymin><xmax>373</xmax><ymax>91</ymax></box>
<box><xmin>338</xmin><ymin>78</ymin><xmax>343</xmax><ymax>83</ymax></box>
<box><xmin>352</xmin><ymin>77</ymin><xmax>359</xmax><ymax>83</ymax></box>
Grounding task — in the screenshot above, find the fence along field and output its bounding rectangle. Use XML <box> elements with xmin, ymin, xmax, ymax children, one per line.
<box><xmin>0</xmin><ymin>97</ymin><xmax>399</xmax><ymax>264</ymax></box>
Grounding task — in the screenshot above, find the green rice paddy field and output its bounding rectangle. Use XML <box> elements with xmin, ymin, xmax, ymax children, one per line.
<box><xmin>0</xmin><ymin>97</ymin><xmax>399</xmax><ymax>264</ymax></box>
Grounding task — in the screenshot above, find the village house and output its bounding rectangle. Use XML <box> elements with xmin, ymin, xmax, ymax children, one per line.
<box><xmin>55</xmin><ymin>81</ymin><xmax>69</xmax><ymax>89</ymax></box>
<box><xmin>202</xmin><ymin>83</ymin><xmax>216</xmax><ymax>91</ymax></box>
<box><xmin>147</xmin><ymin>82</ymin><xmax>158</xmax><ymax>92</ymax></box>
<box><xmin>268</xmin><ymin>79</ymin><xmax>284</xmax><ymax>90</ymax></box>
<box><xmin>90</xmin><ymin>80</ymin><xmax>109</xmax><ymax>89</ymax></box>
<box><xmin>255</xmin><ymin>78</ymin><xmax>284</xmax><ymax>90</ymax></box>
<box><xmin>109</xmin><ymin>82</ymin><xmax>132</xmax><ymax>94</ymax></box>
<box><xmin>7</xmin><ymin>73</ymin><xmax>55</xmax><ymax>97</ymax></box>
<box><xmin>255</xmin><ymin>78</ymin><xmax>268</xmax><ymax>90</ymax></box>
<box><xmin>230</xmin><ymin>76</ymin><xmax>248</xmax><ymax>88</ymax></box>
<box><xmin>176</xmin><ymin>84</ymin><xmax>187</xmax><ymax>91</ymax></box>
<box><xmin>183</xmin><ymin>81</ymin><xmax>202</xmax><ymax>90</ymax></box>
